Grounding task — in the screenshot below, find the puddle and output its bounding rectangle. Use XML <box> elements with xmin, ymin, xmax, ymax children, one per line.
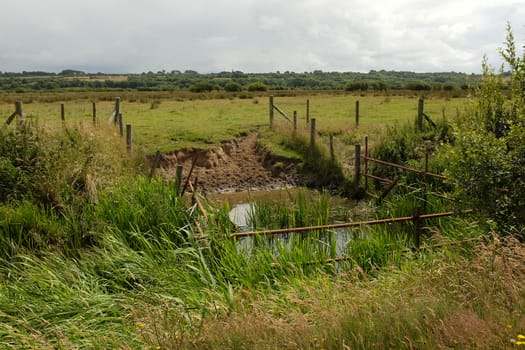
<box><xmin>220</xmin><ymin>187</ymin><xmax>372</xmax><ymax>258</ymax></box>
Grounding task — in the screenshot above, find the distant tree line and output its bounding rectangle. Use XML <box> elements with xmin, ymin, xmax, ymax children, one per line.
<box><xmin>0</xmin><ymin>69</ymin><xmax>485</xmax><ymax>92</ymax></box>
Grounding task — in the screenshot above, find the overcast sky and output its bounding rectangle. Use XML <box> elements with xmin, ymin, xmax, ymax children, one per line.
<box><xmin>1</xmin><ymin>0</ymin><xmax>525</xmax><ymax>74</ymax></box>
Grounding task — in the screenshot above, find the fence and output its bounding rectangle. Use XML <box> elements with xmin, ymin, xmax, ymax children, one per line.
<box><xmin>261</xmin><ymin>95</ymin><xmax>464</xmax><ymax>250</ymax></box>
<box><xmin>231</xmin><ymin>209</ymin><xmax>466</xmax><ymax>248</ymax></box>
<box><xmin>2</xmin><ymin>98</ymin><xmax>133</xmax><ymax>153</ymax></box>
<box><xmin>269</xmin><ymin>96</ymin><xmax>343</xmax><ymax>159</ymax></box>
<box><xmin>2</xmin><ymin>101</ymin><xmax>24</xmax><ymax>129</ymax></box>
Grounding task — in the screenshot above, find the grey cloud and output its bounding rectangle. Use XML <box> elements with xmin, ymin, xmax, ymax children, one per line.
<box><xmin>1</xmin><ymin>0</ymin><xmax>524</xmax><ymax>73</ymax></box>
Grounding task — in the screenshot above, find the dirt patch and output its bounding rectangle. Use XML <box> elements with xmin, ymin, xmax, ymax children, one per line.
<box><xmin>156</xmin><ymin>132</ymin><xmax>303</xmax><ymax>193</ymax></box>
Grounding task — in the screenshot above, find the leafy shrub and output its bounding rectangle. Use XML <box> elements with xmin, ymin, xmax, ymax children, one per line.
<box><xmin>443</xmin><ymin>23</ymin><xmax>525</xmax><ymax>234</ymax></box>
<box><xmin>247</xmin><ymin>81</ymin><xmax>268</xmax><ymax>92</ymax></box>
<box><xmin>344</xmin><ymin>81</ymin><xmax>369</xmax><ymax>91</ymax></box>
<box><xmin>224</xmin><ymin>81</ymin><xmax>243</xmax><ymax>92</ymax></box>
<box><xmin>370</xmin><ymin>118</ymin><xmax>453</xmax><ymax>182</ymax></box>
<box><xmin>189</xmin><ymin>81</ymin><xmax>215</xmax><ymax>93</ymax></box>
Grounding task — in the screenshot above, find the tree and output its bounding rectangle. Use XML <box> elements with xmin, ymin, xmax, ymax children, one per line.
<box><xmin>189</xmin><ymin>81</ymin><xmax>214</xmax><ymax>93</ymax></box>
<box><xmin>444</xmin><ymin>23</ymin><xmax>525</xmax><ymax>235</ymax></box>
<box><xmin>224</xmin><ymin>81</ymin><xmax>243</xmax><ymax>92</ymax></box>
<box><xmin>247</xmin><ymin>81</ymin><xmax>268</xmax><ymax>92</ymax></box>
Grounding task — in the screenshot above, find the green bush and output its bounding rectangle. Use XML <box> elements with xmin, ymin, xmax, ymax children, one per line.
<box><xmin>189</xmin><ymin>81</ymin><xmax>215</xmax><ymax>93</ymax></box>
<box><xmin>344</xmin><ymin>81</ymin><xmax>369</xmax><ymax>91</ymax></box>
<box><xmin>224</xmin><ymin>81</ymin><xmax>243</xmax><ymax>92</ymax></box>
<box><xmin>370</xmin><ymin>119</ymin><xmax>453</xmax><ymax>184</ymax></box>
<box><xmin>443</xmin><ymin>23</ymin><xmax>525</xmax><ymax>234</ymax></box>
<box><xmin>247</xmin><ymin>81</ymin><xmax>268</xmax><ymax>92</ymax></box>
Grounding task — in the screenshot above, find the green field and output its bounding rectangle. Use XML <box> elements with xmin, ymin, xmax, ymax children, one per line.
<box><xmin>1</xmin><ymin>92</ymin><xmax>468</xmax><ymax>154</ymax></box>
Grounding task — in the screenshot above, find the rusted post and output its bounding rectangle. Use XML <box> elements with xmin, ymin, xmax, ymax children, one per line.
<box><xmin>61</xmin><ymin>103</ymin><xmax>65</xmax><ymax>122</ymax></box>
<box><xmin>355</xmin><ymin>100</ymin><xmax>360</xmax><ymax>128</ymax></box>
<box><xmin>269</xmin><ymin>95</ymin><xmax>274</xmax><ymax>129</ymax></box>
<box><xmin>354</xmin><ymin>144</ymin><xmax>361</xmax><ymax>185</ymax></box>
<box><xmin>293</xmin><ymin>110</ymin><xmax>297</xmax><ymax>132</ymax></box>
<box><xmin>306</xmin><ymin>99</ymin><xmax>310</xmax><ymax>124</ymax></box>
<box><xmin>417</xmin><ymin>98</ymin><xmax>424</xmax><ymax>131</ymax></box>
<box><xmin>310</xmin><ymin>118</ymin><xmax>316</xmax><ymax>148</ymax></box>
<box><xmin>414</xmin><ymin>206</ymin><xmax>422</xmax><ymax>248</ymax></box>
<box><xmin>126</xmin><ymin>124</ymin><xmax>132</xmax><ymax>153</ymax></box>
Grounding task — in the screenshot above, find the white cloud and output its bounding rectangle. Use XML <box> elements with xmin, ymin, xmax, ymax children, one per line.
<box><xmin>1</xmin><ymin>0</ymin><xmax>524</xmax><ymax>73</ymax></box>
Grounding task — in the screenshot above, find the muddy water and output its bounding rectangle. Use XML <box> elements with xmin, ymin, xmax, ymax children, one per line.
<box><xmin>208</xmin><ymin>187</ymin><xmax>372</xmax><ymax>257</ymax></box>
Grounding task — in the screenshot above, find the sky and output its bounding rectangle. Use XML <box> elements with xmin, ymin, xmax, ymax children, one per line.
<box><xmin>1</xmin><ymin>0</ymin><xmax>525</xmax><ymax>74</ymax></box>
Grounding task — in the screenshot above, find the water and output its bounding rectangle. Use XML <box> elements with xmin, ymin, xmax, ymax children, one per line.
<box><xmin>229</xmin><ymin>203</ymin><xmax>253</xmax><ymax>229</ymax></box>
<box><xmin>218</xmin><ymin>187</ymin><xmax>371</xmax><ymax>258</ymax></box>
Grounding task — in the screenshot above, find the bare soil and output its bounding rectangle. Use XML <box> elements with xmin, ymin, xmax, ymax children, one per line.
<box><xmin>156</xmin><ymin>132</ymin><xmax>303</xmax><ymax>193</ymax></box>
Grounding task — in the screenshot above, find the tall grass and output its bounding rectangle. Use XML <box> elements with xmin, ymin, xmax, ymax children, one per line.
<box><xmin>185</xmin><ymin>234</ymin><xmax>525</xmax><ymax>350</ymax></box>
<box><xmin>1</xmin><ymin>97</ymin><xmax>521</xmax><ymax>349</ymax></box>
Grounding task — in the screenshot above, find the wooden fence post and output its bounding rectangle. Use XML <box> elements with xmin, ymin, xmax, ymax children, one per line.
<box><xmin>310</xmin><ymin>118</ymin><xmax>316</xmax><ymax>148</ymax></box>
<box><xmin>355</xmin><ymin>100</ymin><xmax>360</xmax><ymax>128</ymax></box>
<box><xmin>149</xmin><ymin>150</ymin><xmax>161</xmax><ymax>179</ymax></box>
<box><xmin>354</xmin><ymin>144</ymin><xmax>361</xmax><ymax>185</ymax></box>
<box><xmin>61</xmin><ymin>103</ymin><xmax>65</xmax><ymax>122</ymax></box>
<box><xmin>306</xmin><ymin>99</ymin><xmax>310</xmax><ymax>124</ymax></box>
<box><xmin>269</xmin><ymin>95</ymin><xmax>274</xmax><ymax>129</ymax></box>
<box><xmin>417</xmin><ymin>98</ymin><xmax>424</xmax><ymax>131</ymax></box>
<box><xmin>329</xmin><ymin>133</ymin><xmax>335</xmax><ymax>161</ymax></box>
<box><xmin>92</xmin><ymin>101</ymin><xmax>97</xmax><ymax>125</ymax></box>
<box><xmin>15</xmin><ymin>101</ymin><xmax>24</xmax><ymax>119</ymax></box>
<box><xmin>126</xmin><ymin>124</ymin><xmax>132</xmax><ymax>153</ymax></box>
<box><xmin>293</xmin><ymin>110</ymin><xmax>297</xmax><ymax>132</ymax></box>
<box><xmin>118</xmin><ymin>113</ymin><xmax>124</xmax><ymax>137</ymax></box>
<box><xmin>364</xmin><ymin>136</ymin><xmax>369</xmax><ymax>191</ymax></box>
<box><xmin>175</xmin><ymin>165</ymin><xmax>183</xmax><ymax>194</ymax></box>
<box><xmin>114</xmin><ymin>97</ymin><xmax>121</xmax><ymax>124</ymax></box>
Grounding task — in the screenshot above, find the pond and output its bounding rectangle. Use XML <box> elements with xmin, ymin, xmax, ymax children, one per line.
<box><xmin>209</xmin><ymin>187</ymin><xmax>375</xmax><ymax>258</ymax></box>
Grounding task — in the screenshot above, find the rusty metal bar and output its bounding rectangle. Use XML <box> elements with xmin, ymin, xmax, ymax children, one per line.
<box><xmin>363</xmin><ymin>173</ymin><xmax>453</xmax><ymax>201</ymax></box>
<box><xmin>230</xmin><ymin>210</ymin><xmax>467</xmax><ymax>238</ymax></box>
<box><xmin>363</xmin><ymin>155</ymin><xmax>447</xmax><ymax>180</ymax></box>
<box><xmin>364</xmin><ymin>173</ymin><xmax>392</xmax><ymax>184</ymax></box>
<box><xmin>377</xmin><ymin>175</ymin><xmax>401</xmax><ymax>203</ymax></box>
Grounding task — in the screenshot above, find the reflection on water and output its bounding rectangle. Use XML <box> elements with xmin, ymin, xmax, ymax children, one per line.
<box><xmin>228</xmin><ymin>203</ymin><xmax>254</xmax><ymax>229</ymax></box>
<box><xmin>221</xmin><ymin>187</ymin><xmax>372</xmax><ymax>258</ymax></box>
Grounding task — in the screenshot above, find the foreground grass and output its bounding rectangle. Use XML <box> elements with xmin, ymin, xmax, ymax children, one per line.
<box><xmin>190</xmin><ymin>237</ymin><xmax>525</xmax><ymax>350</ymax></box>
<box><xmin>1</xmin><ymin>223</ymin><xmax>523</xmax><ymax>349</ymax></box>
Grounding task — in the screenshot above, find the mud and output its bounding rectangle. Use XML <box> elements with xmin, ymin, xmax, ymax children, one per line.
<box><xmin>156</xmin><ymin>132</ymin><xmax>303</xmax><ymax>193</ymax></box>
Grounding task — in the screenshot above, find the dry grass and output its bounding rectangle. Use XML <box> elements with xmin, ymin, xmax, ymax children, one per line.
<box><xmin>133</xmin><ymin>236</ymin><xmax>525</xmax><ymax>349</ymax></box>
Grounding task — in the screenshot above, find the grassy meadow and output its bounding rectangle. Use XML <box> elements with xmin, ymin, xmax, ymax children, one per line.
<box><xmin>0</xmin><ymin>90</ymin><xmax>523</xmax><ymax>349</ymax></box>
<box><xmin>1</xmin><ymin>91</ymin><xmax>468</xmax><ymax>154</ymax></box>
